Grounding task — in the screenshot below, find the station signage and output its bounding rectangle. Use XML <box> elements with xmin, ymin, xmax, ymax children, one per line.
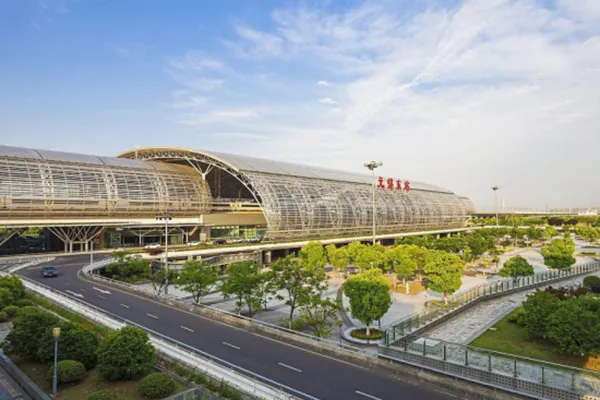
<box><xmin>378</xmin><ymin>177</ymin><xmax>410</xmax><ymax>192</ymax></box>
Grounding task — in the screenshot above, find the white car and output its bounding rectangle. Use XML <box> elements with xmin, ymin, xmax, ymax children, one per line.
<box><xmin>186</xmin><ymin>241</ymin><xmax>200</xmax><ymax>246</ymax></box>
<box><xmin>144</xmin><ymin>243</ymin><xmax>161</xmax><ymax>249</ymax></box>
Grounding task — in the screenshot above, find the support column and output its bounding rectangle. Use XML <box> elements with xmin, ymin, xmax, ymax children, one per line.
<box><xmin>0</xmin><ymin>228</ymin><xmax>26</xmax><ymax>247</ymax></box>
<box><xmin>48</xmin><ymin>226</ymin><xmax>103</xmax><ymax>254</ymax></box>
<box><xmin>264</xmin><ymin>251</ymin><xmax>272</xmax><ymax>264</ymax></box>
<box><xmin>283</xmin><ymin>249</ymin><xmax>290</xmax><ymax>257</ymax></box>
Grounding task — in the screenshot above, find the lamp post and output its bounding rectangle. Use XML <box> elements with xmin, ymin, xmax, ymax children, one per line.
<box><xmin>491</xmin><ymin>185</ymin><xmax>500</xmax><ymax>227</ymax></box>
<box><xmin>156</xmin><ymin>213</ymin><xmax>172</xmax><ymax>295</ymax></box>
<box><xmin>364</xmin><ymin>161</ymin><xmax>383</xmax><ymax>245</ymax></box>
<box><xmin>52</xmin><ymin>327</ymin><xmax>61</xmax><ymax>397</ymax></box>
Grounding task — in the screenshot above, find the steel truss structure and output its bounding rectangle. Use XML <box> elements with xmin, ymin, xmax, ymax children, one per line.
<box><xmin>119</xmin><ymin>147</ymin><xmax>476</xmax><ymax>241</ymax></box>
<box><xmin>48</xmin><ymin>225</ymin><xmax>104</xmax><ymax>252</ymax></box>
<box><xmin>0</xmin><ymin>145</ymin><xmax>211</xmax><ymax>219</ymax></box>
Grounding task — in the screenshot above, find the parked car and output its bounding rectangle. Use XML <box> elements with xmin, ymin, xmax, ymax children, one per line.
<box><xmin>144</xmin><ymin>243</ymin><xmax>161</xmax><ymax>249</ymax></box>
<box><xmin>186</xmin><ymin>241</ymin><xmax>200</xmax><ymax>246</ymax></box>
<box><xmin>212</xmin><ymin>239</ymin><xmax>227</xmax><ymax>245</ymax></box>
<box><xmin>41</xmin><ymin>266</ymin><xmax>58</xmax><ymax>278</ymax></box>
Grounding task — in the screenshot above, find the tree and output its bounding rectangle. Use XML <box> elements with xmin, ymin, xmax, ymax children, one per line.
<box><xmin>343</xmin><ymin>269</ymin><xmax>391</xmax><ymax>335</ymax></box>
<box><xmin>105</xmin><ymin>251</ymin><xmax>150</xmax><ymax>282</ymax></box>
<box><xmin>147</xmin><ymin>266</ymin><xmax>178</xmax><ymax>295</ymax></box>
<box><xmin>395</xmin><ymin>235</ymin><xmax>434</xmax><ymax>249</ymax></box>
<box><xmin>0</xmin><ymin>275</ymin><xmax>25</xmax><ymax>301</ymax></box>
<box><xmin>422</xmin><ymin>250</ymin><xmax>464</xmax><ymax>304</ymax></box>
<box><xmin>177</xmin><ymin>260</ymin><xmax>218</xmax><ymax>304</ymax></box>
<box><xmin>519</xmin><ymin>290</ymin><xmax>561</xmax><ymax>339</ymax></box>
<box><xmin>271</xmin><ymin>256</ymin><xmax>327</xmax><ymax>327</ymax></box>
<box><xmin>295</xmin><ymin>294</ymin><xmax>341</xmax><ymax>338</ymax></box>
<box><xmin>541</xmin><ymin>238</ymin><xmax>576</xmax><ymax>269</ymax></box>
<box><xmin>37</xmin><ymin>323</ymin><xmax>99</xmax><ymax>369</ymax></box>
<box><xmin>525</xmin><ymin>226</ymin><xmax>543</xmax><ymax>241</ymax></box>
<box><xmin>326</xmin><ymin>244</ymin><xmax>349</xmax><ymax>271</ymax></box>
<box><xmin>354</xmin><ymin>245</ymin><xmax>386</xmax><ymax>270</ymax></box>
<box><xmin>545</xmin><ymin>296</ymin><xmax>600</xmax><ymax>356</ymax></box>
<box><xmin>347</xmin><ymin>242</ymin><xmax>365</xmax><ymax>263</ymax></box>
<box><xmin>299</xmin><ymin>241</ymin><xmax>327</xmax><ymax>272</ymax></box>
<box><xmin>386</xmin><ymin>245</ymin><xmax>417</xmax><ymax>293</ymax></box>
<box><xmin>3</xmin><ymin>307</ymin><xmax>59</xmax><ymax>359</ymax></box>
<box><xmin>0</xmin><ymin>288</ymin><xmax>14</xmax><ymax>310</ymax></box>
<box><xmin>498</xmin><ymin>255</ymin><xmax>534</xmax><ymax>285</ymax></box>
<box><xmin>97</xmin><ymin>326</ymin><xmax>156</xmax><ymax>381</ymax></box>
<box><xmin>219</xmin><ymin>262</ymin><xmax>267</xmax><ymax>317</ymax></box>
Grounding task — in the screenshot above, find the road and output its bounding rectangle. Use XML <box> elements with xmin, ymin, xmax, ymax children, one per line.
<box><xmin>18</xmin><ymin>256</ymin><xmax>457</xmax><ymax>400</ymax></box>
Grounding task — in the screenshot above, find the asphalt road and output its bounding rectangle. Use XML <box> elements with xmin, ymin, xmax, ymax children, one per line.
<box><xmin>18</xmin><ymin>256</ymin><xmax>457</xmax><ymax>400</ymax></box>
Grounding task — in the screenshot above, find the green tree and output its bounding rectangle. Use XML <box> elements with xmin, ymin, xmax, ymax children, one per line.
<box><xmin>343</xmin><ymin>269</ymin><xmax>391</xmax><ymax>335</ymax></box>
<box><xmin>545</xmin><ymin>295</ymin><xmax>600</xmax><ymax>356</ymax></box>
<box><xmin>177</xmin><ymin>260</ymin><xmax>219</xmax><ymax>304</ymax></box>
<box><xmin>97</xmin><ymin>326</ymin><xmax>156</xmax><ymax>381</ymax></box>
<box><xmin>395</xmin><ymin>235</ymin><xmax>434</xmax><ymax>249</ymax></box>
<box><xmin>271</xmin><ymin>256</ymin><xmax>327</xmax><ymax>327</ymax></box>
<box><xmin>422</xmin><ymin>250</ymin><xmax>465</xmax><ymax>304</ymax></box>
<box><xmin>386</xmin><ymin>245</ymin><xmax>417</xmax><ymax>293</ymax></box>
<box><xmin>219</xmin><ymin>262</ymin><xmax>267</xmax><ymax>317</ymax></box>
<box><xmin>0</xmin><ymin>275</ymin><xmax>25</xmax><ymax>301</ymax></box>
<box><xmin>299</xmin><ymin>241</ymin><xmax>327</xmax><ymax>272</ymax></box>
<box><xmin>519</xmin><ymin>290</ymin><xmax>561</xmax><ymax>339</ymax></box>
<box><xmin>326</xmin><ymin>244</ymin><xmax>349</xmax><ymax>271</ymax></box>
<box><xmin>541</xmin><ymin>238</ymin><xmax>576</xmax><ymax>269</ymax></box>
<box><xmin>543</xmin><ymin>226</ymin><xmax>559</xmax><ymax>239</ymax></box>
<box><xmin>147</xmin><ymin>266</ymin><xmax>178</xmax><ymax>295</ymax></box>
<box><xmin>498</xmin><ymin>255</ymin><xmax>535</xmax><ymax>285</ymax></box>
<box><xmin>0</xmin><ymin>288</ymin><xmax>14</xmax><ymax>310</ymax></box>
<box><xmin>354</xmin><ymin>245</ymin><xmax>386</xmax><ymax>270</ymax></box>
<box><xmin>347</xmin><ymin>242</ymin><xmax>365</xmax><ymax>263</ymax></box>
<box><xmin>525</xmin><ymin>226</ymin><xmax>543</xmax><ymax>241</ymax></box>
<box><xmin>295</xmin><ymin>294</ymin><xmax>341</xmax><ymax>338</ymax></box>
<box><xmin>2</xmin><ymin>307</ymin><xmax>59</xmax><ymax>359</ymax></box>
<box><xmin>105</xmin><ymin>251</ymin><xmax>150</xmax><ymax>282</ymax></box>
<box><xmin>37</xmin><ymin>323</ymin><xmax>99</xmax><ymax>369</ymax></box>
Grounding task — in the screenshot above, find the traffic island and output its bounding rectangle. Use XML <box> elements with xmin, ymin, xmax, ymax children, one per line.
<box><xmin>342</xmin><ymin>327</ymin><xmax>383</xmax><ymax>345</ymax></box>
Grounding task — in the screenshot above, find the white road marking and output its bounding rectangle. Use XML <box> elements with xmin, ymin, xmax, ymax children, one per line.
<box><xmin>433</xmin><ymin>389</ymin><xmax>458</xmax><ymax>398</ymax></box>
<box><xmin>79</xmin><ymin>288</ymin><xmax>86</xmax><ymax>292</ymax></box>
<box><xmin>222</xmin><ymin>342</ymin><xmax>240</xmax><ymax>350</ymax></box>
<box><xmin>146</xmin><ymin>313</ymin><xmax>159</xmax><ymax>319</ymax></box>
<box><xmin>355</xmin><ymin>391</ymin><xmax>383</xmax><ymax>400</ymax></box>
<box><xmin>97</xmin><ymin>295</ymin><xmax>106</xmax><ymax>299</ymax></box>
<box><xmin>65</xmin><ymin>290</ymin><xmax>84</xmax><ymax>298</ymax></box>
<box><xmin>180</xmin><ymin>326</ymin><xmax>194</xmax><ymax>333</ymax></box>
<box><xmin>278</xmin><ymin>362</ymin><xmax>302</xmax><ymax>373</ymax></box>
<box><xmin>93</xmin><ymin>287</ymin><xmax>111</xmax><ymax>295</ymax></box>
<box><xmin>120</xmin><ymin>304</ymin><xmax>129</xmax><ymax>309</ymax></box>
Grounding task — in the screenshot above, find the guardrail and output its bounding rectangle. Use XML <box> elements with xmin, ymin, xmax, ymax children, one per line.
<box><xmin>12</xmin><ymin>273</ymin><xmax>317</xmax><ymax>400</ymax></box>
<box><xmin>0</xmin><ymin>257</ymin><xmax>55</xmax><ymax>273</ymax></box>
<box><xmin>0</xmin><ymin>350</ymin><xmax>52</xmax><ymax>400</ymax></box>
<box><xmin>384</xmin><ymin>262</ymin><xmax>600</xmax><ymax>345</ymax></box>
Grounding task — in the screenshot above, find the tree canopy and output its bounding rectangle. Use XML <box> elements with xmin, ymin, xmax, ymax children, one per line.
<box><xmin>219</xmin><ymin>262</ymin><xmax>269</xmax><ymax>317</ymax></box>
<box><xmin>3</xmin><ymin>307</ymin><xmax>59</xmax><ymax>359</ymax></box>
<box><xmin>177</xmin><ymin>260</ymin><xmax>219</xmax><ymax>304</ymax></box>
<box><xmin>326</xmin><ymin>244</ymin><xmax>349</xmax><ymax>271</ymax></box>
<box><xmin>353</xmin><ymin>244</ymin><xmax>386</xmax><ymax>270</ymax></box>
<box><xmin>422</xmin><ymin>250</ymin><xmax>464</xmax><ymax>303</ymax></box>
<box><xmin>343</xmin><ymin>269</ymin><xmax>391</xmax><ymax>335</ymax></box>
<box><xmin>97</xmin><ymin>326</ymin><xmax>156</xmax><ymax>381</ymax></box>
<box><xmin>498</xmin><ymin>255</ymin><xmax>534</xmax><ymax>283</ymax></box>
<box><xmin>541</xmin><ymin>237</ymin><xmax>576</xmax><ymax>269</ymax></box>
<box><xmin>299</xmin><ymin>241</ymin><xmax>327</xmax><ymax>272</ymax></box>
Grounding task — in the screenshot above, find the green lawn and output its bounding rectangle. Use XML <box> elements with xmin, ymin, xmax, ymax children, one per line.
<box><xmin>470</xmin><ymin>307</ymin><xmax>600</xmax><ymax>371</ymax></box>
<box><xmin>14</xmin><ymin>358</ymin><xmax>188</xmax><ymax>400</ymax></box>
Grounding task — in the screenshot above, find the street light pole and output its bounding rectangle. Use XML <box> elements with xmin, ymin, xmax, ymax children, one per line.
<box><xmin>52</xmin><ymin>327</ymin><xmax>61</xmax><ymax>397</ymax></box>
<box><xmin>364</xmin><ymin>161</ymin><xmax>383</xmax><ymax>245</ymax></box>
<box><xmin>156</xmin><ymin>213</ymin><xmax>172</xmax><ymax>295</ymax></box>
<box><xmin>491</xmin><ymin>185</ymin><xmax>500</xmax><ymax>227</ymax></box>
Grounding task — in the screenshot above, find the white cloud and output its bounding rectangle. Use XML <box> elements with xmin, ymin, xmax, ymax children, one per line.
<box><xmin>168</xmin><ymin>51</ymin><xmax>225</xmax><ymax>72</ymax></box>
<box><xmin>318</xmin><ymin>97</ymin><xmax>337</xmax><ymax>105</ymax></box>
<box><xmin>166</xmin><ymin>0</ymin><xmax>600</xmax><ymax>209</ymax></box>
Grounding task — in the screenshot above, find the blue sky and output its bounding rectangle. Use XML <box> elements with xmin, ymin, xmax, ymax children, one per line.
<box><xmin>1</xmin><ymin>0</ymin><xmax>599</xmax><ymax>209</ymax></box>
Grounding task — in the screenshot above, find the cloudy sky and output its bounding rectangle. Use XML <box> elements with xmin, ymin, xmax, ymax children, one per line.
<box><xmin>1</xmin><ymin>0</ymin><xmax>599</xmax><ymax>210</ymax></box>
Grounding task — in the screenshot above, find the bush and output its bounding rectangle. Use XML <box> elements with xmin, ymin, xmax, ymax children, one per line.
<box><xmin>0</xmin><ymin>311</ymin><xmax>7</xmax><ymax>322</ymax></box>
<box><xmin>89</xmin><ymin>390</ymin><xmax>118</xmax><ymax>400</ymax></box>
<box><xmin>45</xmin><ymin>360</ymin><xmax>86</xmax><ymax>383</ymax></box>
<box><xmin>583</xmin><ymin>275</ymin><xmax>600</xmax><ymax>288</ymax></box>
<box><xmin>349</xmin><ymin>328</ymin><xmax>383</xmax><ymax>340</ymax></box>
<box><xmin>37</xmin><ymin>323</ymin><xmax>99</xmax><ymax>369</ymax></box>
<box><xmin>97</xmin><ymin>326</ymin><xmax>156</xmax><ymax>380</ymax></box>
<box><xmin>2</xmin><ymin>307</ymin><xmax>59</xmax><ymax>359</ymax></box>
<box><xmin>138</xmin><ymin>373</ymin><xmax>175</xmax><ymax>399</ymax></box>
<box><xmin>3</xmin><ymin>305</ymin><xmax>18</xmax><ymax>316</ymax></box>
<box><xmin>15</xmin><ymin>299</ymin><xmax>33</xmax><ymax>307</ymax></box>
<box><xmin>507</xmin><ymin>309</ymin><xmax>524</xmax><ymax>324</ymax></box>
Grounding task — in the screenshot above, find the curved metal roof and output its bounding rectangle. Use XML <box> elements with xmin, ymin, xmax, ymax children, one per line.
<box><xmin>118</xmin><ymin>146</ymin><xmax>454</xmax><ymax>194</ymax></box>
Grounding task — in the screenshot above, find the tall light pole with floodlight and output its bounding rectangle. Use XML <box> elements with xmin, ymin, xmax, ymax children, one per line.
<box><xmin>364</xmin><ymin>161</ymin><xmax>383</xmax><ymax>245</ymax></box>
<box><xmin>52</xmin><ymin>327</ymin><xmax>61</xmax><ymax>397</ymax></box>
<box><xmin>491</xmin><ymin>185</ymin><xmax>501</xmax><ymax>227</ymax></box>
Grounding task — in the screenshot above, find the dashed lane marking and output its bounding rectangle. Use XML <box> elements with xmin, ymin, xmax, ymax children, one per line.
<box><xmin>222</xmin><ymin>342</ymin><xmax>240</xmax><ymax>350</ymax></box>
<box><xmin>147</xmin><ymin>313</ymin><xmax>159</xmax><ymax>319</ymax></box>
<box><xmin>180</xmin><ymin>326</ymin><xmax>194</xmax><ymax>333</ymax></box>
<box><xmin>120</xmin><ymin>304</ymin><xmax>129</xmax><ymax>308</ymax></box>
<box><xmin>355</xmin><ymin>391</ymin><xmax>383</xmax><ymax>400</ymax></box>
<box><xmin>278</xmin><ymin>362</ymin><xmax>302</xmax><ymax>373</ymax></box>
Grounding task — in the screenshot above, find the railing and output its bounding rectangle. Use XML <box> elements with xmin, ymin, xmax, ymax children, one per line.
<box><xmin>0</xmin><ymin>257</ymin><xmax>55</xmax><ymax>272</ymax></box>
<box><xmin>380</xmin><ymin>337</ymin><xmax>600</xmax><ymax>400</ymax></box>
<box><xmin>0</xmin><ymin>350</ymin><xmax>52</xmax><ymax>400</ymax></box>
<box><xmin>384</xmin><ymin>262</ymin><xmax>600</xmax><ymax>345</ymax></box>
<box><xmin>14</xmin><ymin>273</ymin><xmax>317</xmax><ymax>400</ymax></box>
<box><xmin>199</xmin><ymin>252</ymin><xmax>261</xmax><ymax>266</ymax></box>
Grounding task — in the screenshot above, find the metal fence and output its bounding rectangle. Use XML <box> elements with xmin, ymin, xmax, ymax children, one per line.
<box><xmin>380</xmin><ymin>338</ymin><xmax>600</xmax><ymax>400</ymax></box>
<box><xmin>384</xmin><ymin>262</ymin><xmax>600</xmax><ymax>345</ymax></box>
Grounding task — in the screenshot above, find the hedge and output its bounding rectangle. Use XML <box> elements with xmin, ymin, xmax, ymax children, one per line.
<box><xmin>45</xmin><ymin>360</ymin><xmax>86</xmax><ymax>383</ymax></box>
<box><xmin>15</xmin><ymin>299</ymin><xmax>33</xmax><ymax>307</ymax></box>
<box><xmin>0</xmin><ymin>312</ymin><xmax>7</xmax><ymax>322</ymax></box>
<box><xmin>2</xmin><ymin>305</ymin><xmax>18</xmax><ymax>316</ymax></box>
<box><xmin>138</xmin><ymin>372</ymin><xmax>175</xmax><ymax>399</ymax></box>
<box><xmin>89</xmin><ymin>390</ymin><xmax>118</xmax><ymax>400</ymax></box>
<box><xmin>583</xmin><ymin>275</ymin><xmax>600</xmax><ymax>288</ymax></box>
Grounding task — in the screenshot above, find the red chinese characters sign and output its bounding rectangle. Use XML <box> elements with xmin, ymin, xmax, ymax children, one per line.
<box><xmin>378</xmin><ymin>177</ymin><xmax>410</xmax><ymax>192</ymax></box>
